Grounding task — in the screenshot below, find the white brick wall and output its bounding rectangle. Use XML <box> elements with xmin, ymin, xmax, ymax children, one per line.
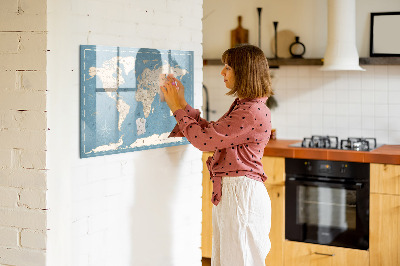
<box><xmin>46</xmin><ymin>1</ymin><xmax>203</xmax><ymax>266</ymax></box>
<box><xmin>0</xmin><ymin>227</ymin><xmax>19</xmax><ymax>247</ymax></box>
<box><xmin>21</xmin><ymin>229</ymin><xmax>47</xmax><ymax>250</ymax></box>
<box><xmin>0</xmin><ymin>0</ymin><xmax>48</xmax><ymax>265</ymax></box>
<box><xmin>3</xmin><ymin>0</ymin><xmax>203</xmax><ymax>264</ymax></box>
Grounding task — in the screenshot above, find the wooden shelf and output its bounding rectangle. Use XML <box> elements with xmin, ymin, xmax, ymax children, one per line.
<box><xmin>203</xmin><ymin>57</ymin><xmax>400</xmax><ymax>67</ymax></box>
<box><xmin>268</xmin><ymin>58</ymin><xmax>322</xmax><ymax>67</ymax></box>
<box><xmin>203</xmin><ymin>58</ymin><xmax>323</xmax><ymax>67</ymax></box>
<box><xmin>359</xmin><ymin>57</ymin><xmax>400</xmax><ymax>65</ymax></box>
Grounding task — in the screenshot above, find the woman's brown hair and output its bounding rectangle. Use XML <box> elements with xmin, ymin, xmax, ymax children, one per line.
<box><xmin>221</xmin><ymin>44</ymin><xmax>273</xmax><ymax>99</ymax></box>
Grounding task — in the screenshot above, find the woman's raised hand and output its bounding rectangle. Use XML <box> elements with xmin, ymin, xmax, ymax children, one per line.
<box><xmin>167</xmin><ymin>74</ymin><xmax>187</xmax><ymax>108</ymax></box>
<box><xmin>161</xmin><ymin>75</ymin><xmax>185</xmax><ymax>113</ymax></box>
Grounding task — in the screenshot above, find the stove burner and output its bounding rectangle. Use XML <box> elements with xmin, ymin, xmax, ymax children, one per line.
<box><xmin>295</xmin><ymin>136</ymin><xmax>378</xmax><ymax>151</ymax></box>
<box><xmin>301</xmin><ymin>135</ymin><xmax>339</xmax><ymax>149</ymax></box>
<box><xmin>340</xmin><ymin>137</ymin><xmax>377</xmax><ymax>151</ymax></box>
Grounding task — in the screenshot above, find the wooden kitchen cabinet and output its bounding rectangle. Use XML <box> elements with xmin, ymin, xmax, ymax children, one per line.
<box><xmin>264</xmin><ymin>184</ymin><xmax>285</xmax><ymax>266</ymax></box>
<box><xmin>284</xmin><ymin>241</ymin><xmax>369</xmax><ymax>266</ymax></box>
<box><xmin>370</xmin><ymin>163</ymin><xmax>400</xmax><ymax>195</ymax></box>
<box><xmin>261</xmin><ymin>156</ymin><xmax>285</xmax><ymax>186</ymax></box>
<box><xmin>370</xmin><ymin>193</ymin><xmax>400</xmax><ymax>266</ymax></box>
<box><xmin>370</xmin><ymin>163</ymin><xmax>400</xmax><ymax>266</ymax></box>
<box><xmin>201</xmin><ymin>154</ymin><xmax>286</xmax><ymax>266</ymax></box>
<box><xmin>262</xmin><ymin>156</ymin><xmax>285</xmax><ymax>266</ymax></box>
<box><xmin>202</xmin><ymin>152</ymin><xmax>213</xmax><ymax>258</ymax></box>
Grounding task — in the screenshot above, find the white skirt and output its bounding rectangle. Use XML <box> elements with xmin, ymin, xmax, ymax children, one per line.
<box><xmin>212</xmin><ymin>176</ymin><xmax>271</xmax><ymax>266</ymax></box>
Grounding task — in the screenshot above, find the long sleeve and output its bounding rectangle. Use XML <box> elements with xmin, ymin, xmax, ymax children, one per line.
<box><xmin>172</xmin><ymin>105</ymin><xmax>257</xmax><ymax>152</ymax></box>
<box><xmin>169</xmin><ymin>104</ymin><xmax>211</xmax><ymax>137</ymax></box>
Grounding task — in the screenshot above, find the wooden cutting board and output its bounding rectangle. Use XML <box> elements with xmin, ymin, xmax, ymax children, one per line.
<box><xmin>231</xmin><ymin>16</ymin><xmax>249</xmax><ymax>48</ymax></box>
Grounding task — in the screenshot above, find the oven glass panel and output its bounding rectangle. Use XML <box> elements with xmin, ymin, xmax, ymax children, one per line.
<box><xmin>297</xmin><ymin>186</ymin><xmax>357</xmax><ymax>230</ymax></box>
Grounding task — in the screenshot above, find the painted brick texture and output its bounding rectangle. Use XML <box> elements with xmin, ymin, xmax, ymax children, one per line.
<box><xmin>46</xmin><ymin>0</ymin><xmax>203</xmax><ymax>265</ymax></box>
<box><xmin>0</xmin><ymin>0</ymin><xmax>47</xmax><ymax>265</ymax></box>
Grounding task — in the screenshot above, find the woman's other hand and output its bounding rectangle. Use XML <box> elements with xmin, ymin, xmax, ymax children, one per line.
<box><xmin>161</xmin><ymin>76</ymin><xmax>185</xmax><ymax>113</ymax></box>
<box><xmin>167</xmin><ymin>74</ymin><xmax>187</xmax><ymax>108</ymax></box>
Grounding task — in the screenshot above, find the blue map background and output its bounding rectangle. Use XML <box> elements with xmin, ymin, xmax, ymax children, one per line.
<box><xmin>80</xmin><ymin>45</ymin><xmax>194</xmax><ymax>158</ymax></box>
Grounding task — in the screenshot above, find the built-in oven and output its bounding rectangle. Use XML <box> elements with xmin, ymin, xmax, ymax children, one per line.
<box><xmin>285</xmin><ymin>158</ymin><xmax>370</xmax><ymax>250</ymax></box>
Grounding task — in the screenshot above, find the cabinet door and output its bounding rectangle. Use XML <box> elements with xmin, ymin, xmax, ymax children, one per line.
<box><xmin>370</xmin><ymin>193</ymin><xmax>400</xmax><ymax>266</ymax></box>
<box><xmin>284</xmin><ymin>241</ymin><xmax>369</xmax><ymax>266</ymax></box>
<box><xmin>261</xmin><ymin>156</ymin><xmax>285</xmax><ymax>185</ymax></box>
<box><xmin>202</xmin><ymin>152</ymin><xmax>213</xmax><ymax>258</ymax></box>
<box><xmin>370</xmin><ymin>163</ymin><xmax>400</xmax><ymax>195</ymax></box>
<box><xmin>264</xmin><ymin>184</ymin><xmax>284</xmax><ymax>266</ymax></box>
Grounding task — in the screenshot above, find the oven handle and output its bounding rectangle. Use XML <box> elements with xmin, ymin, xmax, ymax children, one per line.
<box><xmin>286</xmin><ymin>177</ymin><xmax>364</xmax><ymax>189</ymax></box>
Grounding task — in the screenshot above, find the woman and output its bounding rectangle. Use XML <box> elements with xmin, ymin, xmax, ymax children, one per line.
<box><xmin>161</xmin><ymin>44</ymin><xmax>273</xmax><ymax>266</ymax></box>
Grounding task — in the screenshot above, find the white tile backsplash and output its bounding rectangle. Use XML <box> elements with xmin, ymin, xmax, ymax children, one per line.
<box><xmin>389</xmin><ymin>117</ymin><xmax>400</xmax><ymax>131</ymax></box>
<box><xmin>286</xmin><ymin>77</ymin><xmax>299</xmax><ymax>89</ymax></box>
<box><xmin>336</xmin><ymin>115</ymin><xmax>348</xmax><ymax>129</ymax></box>
<box><xmin>388</xmin><ymin>91</ymin><xmax>400</xmax><ymax>104</ymax></box>
<box><xmin>298</xmin><ymin>77</ymin><xmax>311</xmax><ymax>89</ymax></box>
<box><xmin>361</xmin><ymin>103</ymin><xmax>374</xmax><ymax>117</ymax></box>
<box><xmin>375</xmin><ymin>130</ymin><xmax>389</xmax><ymax>144</ymax></box>
<box><xmin>374</xmin><ymin>77</ymin><xmax>388</xmax><ymax>91</ymax></box>
<box><xmin>389</xmin><ymin>104</ymin><xmax>400</xmax><ymax>117</ymax></box>
<box><xmin>336</xmin><ymin>103</ymin><xmax>349</xmax><ymax>116</ymax></box>
<box><xmin>323</xmin><ymin>103</ymin><xmax>336</xmax><ymax>116</ymax></box>
<box><xmin>274</xmin><ymin>65</ymin><xmax>400</xmax><ymax>143</ymax></box>
<box><xmin>348</xmin><ymin>90</ymin><xmax>362</xmax><ymax>104</ymax></box>
<box><xmin>375</xmin><ymin>117</ymin><xmax>389</xmax><ymax>129</ymax></box>
<box><xmin>204</xmin><ymin>65</ymin><xmax>400</xmax><ymax>144</ymax></box>
<box><xmin>374</xmin><ymin>65</ymin><xmax>388</xmax><ymax>77</ymax></box>
<box><xmin>362</xmin><ymin>90</ymin><xmax>375</xmax><ymax>103</ymax></box>
<box><xmin>389</xmin><ymin>131</ymin><xmax>400</xmax><ymax>143</ymax></box>
<box><xmin>374</xmin><ymin>90</ymin><xmax>388</xmax><ymax>104</ymax></box>
<box><xmin>388</xmin><ymin>76</ymin><xmax>400</xmax><ymax>91</ymax></box>
<box><xmin>375</xmin><ymin>104</ymin><xmax>389</xmax><ymax>117</ymax></box>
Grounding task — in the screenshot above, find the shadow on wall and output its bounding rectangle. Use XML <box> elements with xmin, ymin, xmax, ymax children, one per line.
<box><xmin>130</xmin><ymin>48</ymin><xmax>199</xmax><ymax>265</ymax></box>
<box><xmin>130</xmin><ymin>145</ymin><xmax>189</xmax><ymax>265</ymax></box>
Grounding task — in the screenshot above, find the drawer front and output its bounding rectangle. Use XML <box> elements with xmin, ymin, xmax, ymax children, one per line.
<box><xmin>284</xmin><ymin>241</ymin><xmax>369</xmax><ymax>266</ymax></box>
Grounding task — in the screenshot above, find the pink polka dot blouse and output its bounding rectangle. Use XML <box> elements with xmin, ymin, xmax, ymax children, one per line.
<box><xmin>169</xmin><ymin>97</ymin><xmax>271</xmax><ymax>206</ymax></box>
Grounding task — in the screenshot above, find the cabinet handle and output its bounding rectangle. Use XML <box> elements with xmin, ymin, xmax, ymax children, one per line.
<box><xmin>314</xmin><ymin>252</ymin><xmax>335</xmax><ymax>257</ymax></box>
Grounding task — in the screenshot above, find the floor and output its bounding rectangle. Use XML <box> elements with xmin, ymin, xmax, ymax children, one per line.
<box><xmin>202</xmin><ymin>257</ymin><xmax>211</xmax><ymax>266</ymax></box>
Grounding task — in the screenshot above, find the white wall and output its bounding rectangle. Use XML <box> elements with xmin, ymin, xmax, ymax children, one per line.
<box><xmin>203</xmin><ymin>0</ymin><xmax>400</xmax><ymax>145</ymax></box>
<box><xmin>46</xmin><ymin>0</ymin><xmax>203</xmax><ymax>265</ymax></box>
<box><xmin>203</xmin><ymin>0</ymin><xmax>400</xmax><ymax>58</ymax></box>
<box><xmin>0</xmin><ymin>0</ymin><xmax>48</xmax><ymax>265</ymax></box>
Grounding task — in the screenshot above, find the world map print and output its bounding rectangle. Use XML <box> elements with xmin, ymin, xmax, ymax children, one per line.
<box><xmin>80</xmin><ymin>45</ymin><xmax>194</xmax><ymax>158</ymax></box>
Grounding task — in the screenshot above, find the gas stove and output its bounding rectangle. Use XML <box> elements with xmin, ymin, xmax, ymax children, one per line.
<box><xmin>289</xmin><ymin>135</ymin><xmax>380</xmax><ymax>151</ymax></box>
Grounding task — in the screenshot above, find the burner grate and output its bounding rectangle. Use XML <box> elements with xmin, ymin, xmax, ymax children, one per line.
<box><xmin>340</xmin><ymin>137</ymin><xmax>377</xmax><ymax>151</ymax></box>
<box><xmin>301</xmin><ymin>135</ymin><xmax>339</xmax><ymax>149</ymax></box>
<box><xmin>296</xmin><ymin>136</ymin><xmax>378</xmax><ymax>151</ymax></box>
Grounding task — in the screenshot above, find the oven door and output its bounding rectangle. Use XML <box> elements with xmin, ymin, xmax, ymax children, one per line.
<box><xmin>285</xmin><ymin>177</ymin><xmax>369</xmax><ymax>250</ymax></box>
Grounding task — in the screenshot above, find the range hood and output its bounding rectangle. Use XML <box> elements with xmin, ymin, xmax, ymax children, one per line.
<box><xmin>320</xmin><ymin>0</ymin><xmax>365</xmax><ymax>71</ymax></box>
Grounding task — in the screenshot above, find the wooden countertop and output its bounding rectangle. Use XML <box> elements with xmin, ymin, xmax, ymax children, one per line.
<box><xmin>263</xmin><ymin>139</ymin><xmax>400</xmax><ymax>165</ymax></box>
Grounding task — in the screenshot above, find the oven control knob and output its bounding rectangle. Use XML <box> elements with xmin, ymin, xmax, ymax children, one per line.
<box><xmin>304</xmin><ymin>161</ymin><xmax>312</xmax><ymax>171</ymax></box>
<box><xmin>340</xmin><ymin>164</ymin><xmax>347</xmax><ymax>174</ymax></box>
